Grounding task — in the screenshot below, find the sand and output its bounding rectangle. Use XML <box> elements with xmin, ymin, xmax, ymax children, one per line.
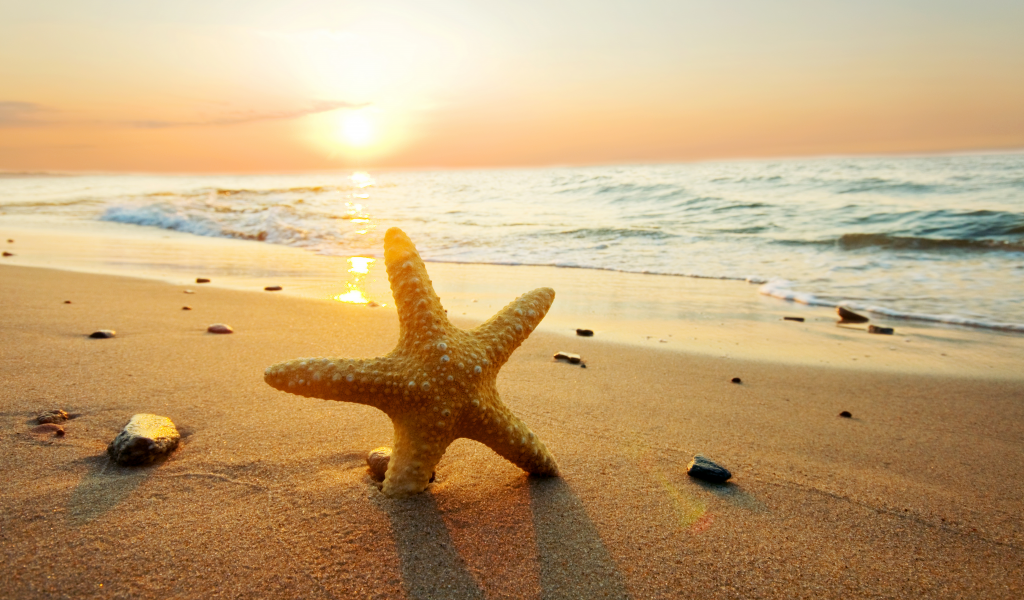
<box><xmin>1</xmin><ymin>263</ymin><xmax>1023</xmax><ymax>599</ymax></box>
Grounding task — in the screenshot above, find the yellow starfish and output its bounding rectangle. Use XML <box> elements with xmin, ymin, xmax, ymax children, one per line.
<box><xmin>264</xmin><ymin>227</ymin><xmax>560</xmax><ymax>496</ymax></box>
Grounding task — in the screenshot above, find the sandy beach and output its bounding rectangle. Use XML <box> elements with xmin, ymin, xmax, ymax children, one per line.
<box><xmin>2</xmin><ymin>261</ymin><xmax>1022</xmax><ymax>599</ymax></box>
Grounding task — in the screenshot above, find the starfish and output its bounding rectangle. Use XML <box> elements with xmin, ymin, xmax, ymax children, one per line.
<box><xmin>264</xmin><ymin>227</ymin><xmax>559</xmax><ymax>496</ymax></box>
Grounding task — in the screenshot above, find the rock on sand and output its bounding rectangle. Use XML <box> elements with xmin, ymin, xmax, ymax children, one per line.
<box><xmin>107</xmin><ymin>413</ymin><xmax>180</xmax><ymax>465</ymax></box>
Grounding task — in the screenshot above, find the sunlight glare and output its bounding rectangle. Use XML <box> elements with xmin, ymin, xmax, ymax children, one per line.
<box><xmin>340</xmin><ymin>112</ymin><xmax>375</xmax><ymax>148</ymax></box>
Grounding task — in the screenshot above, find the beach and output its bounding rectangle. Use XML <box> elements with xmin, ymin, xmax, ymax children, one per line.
<box><xmin>2</xmin><ymin>239</ymin><xmax>1023</xmax><ymax>598</ymax></box>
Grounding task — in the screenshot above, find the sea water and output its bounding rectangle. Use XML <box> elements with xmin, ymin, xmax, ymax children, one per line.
<box><xmin>2</xmin><ymin>152</ymin><xmax>1022</xmax><ymax>332</ymax></box>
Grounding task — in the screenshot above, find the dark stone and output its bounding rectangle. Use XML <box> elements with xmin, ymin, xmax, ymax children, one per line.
<box><xmin>196</xmin><ymin>278</ymin><xmax>210</xmax><ymax>283</ymax></box>
<box><xmin>264</xmin><ymin>285</ymin><xmax>283</xmax><ymax>291</ymax></box>
<box><xmin>576</xmin><ymin>329</ymin><xmax>594</xmax><ymax>337</ymax></box>
<box><xmin>838</xmin><ymin>306</ymin><xmax>869</xmax><ymax>323</ymax></box>
<box><xmin>6</xmin><ymin>239</ymin><xmax>12</xmax><ymax>243</ymax></box>
<box><xmin>839</xmin><ymin>411</ymin><xmax>852</xmax><ymax>418</ymax></box>
<box><xmin>687</xmin><ymin>455</ymin><xmax>731</xmax><ymax>483</ymax></box>
<box><xmin>182</xmin><ymin>306</ymin><xmax>192</xmax><ymax>310</ymax></box>
<box><xmin>207</xmin><ymin>323</ymin><xmax>233</xmax><ymax>334</ymax></box>
<box><xmin>783</xmin><ymin>316</ymin><xmax>805</xmax><ymax>322</ymax></box>
<box><xmin>2</xmin><ymin>251</ymin><xmax>13</xmax><ymax>257</ymax></box>
<box><xmin>63</xmin><ymin>300</ymin><xmax>71</xmax><ymax>304</ymax></box>
<box><xmin>107</xmin><ymin>414</ymin><xmax>180</xmax><ymax>465</ymax></box>
<box><xmin>580</xmin><ymin>364</ymin><xmax>587</xmax><ymax>369</ymax></box>
<box><xmin>731</xmin><ymin>377</ymin><xmax>742</xmax><ymax>384</ymax></box>
<box><xmin>367</xmin><ymin>447</ymin><xmax>434</xmax><ymax>483</ymax></box>
<box><xmin>554</xmin><ymin>351</ymin><xmax>581</xmax><ymax>364</ymax></box>
<box><xmin>89</xmin><ymin>330</ymin><xmax>116</xmax><ymax>339</ymax></box>
<box><xmin>868</xmin><ymin>325</ymin><xmax>894</xmax><ymax>335</ymax></box>
<box><xmin>36</xmin><ymin>409</ymin><xmax>69</xmax><ymax>424</ymax></box>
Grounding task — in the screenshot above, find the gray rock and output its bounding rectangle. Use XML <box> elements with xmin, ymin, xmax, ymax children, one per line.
<box><xmin>207</xmin><ymin>323</ymin><xmax>233</xmax><ymax>334</ymax></box>
<box><xmin>686</xmin><ymin>455</ymin><xmax>732</xmax><ymax>483</ymax></box>
<box><xmin>36</xmin><ymin>409</ymin><xmax>69</xmax><ymax>424</ymax></box>
<box><xmin>554</xmin><ymin>351</ymin><xmax>581</xmax><ymax>364</ymax></box>
<box><xmin>107</xmin><ymin>414</ymin><xmax>180</xmax><ymax>465</ymax></box>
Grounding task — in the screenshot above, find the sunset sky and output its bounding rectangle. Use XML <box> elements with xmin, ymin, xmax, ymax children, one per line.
<box><xmin>1</xmin><ymin>0</ymin><xmax>1022</xmax><ymax>173</ymax></box>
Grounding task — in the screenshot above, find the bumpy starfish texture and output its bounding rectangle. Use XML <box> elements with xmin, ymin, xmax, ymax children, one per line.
<box><xmin>264</xmin><ymin>227</ymin><xmax>559</xmax><ymax>497</ymax></box>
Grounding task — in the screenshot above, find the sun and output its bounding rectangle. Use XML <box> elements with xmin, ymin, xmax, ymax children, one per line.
<box><xmin>339</xmin><ymin>111</ymin><xmax>375</xmax><ymax>148</ymax></box>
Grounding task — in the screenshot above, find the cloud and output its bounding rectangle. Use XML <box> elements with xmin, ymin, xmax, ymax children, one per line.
<box><xmin>0</xmin><ymin>101</ymin><xmax>49</xmax><ymax>126</ymax></box>
<box><xmin>126</xmin><ymin>100</ymin><xmax>369</xmax><ymax>129</ymax></box>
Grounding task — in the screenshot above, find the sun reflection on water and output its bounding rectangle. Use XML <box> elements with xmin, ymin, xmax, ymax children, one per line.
<box><xmin>333</xmin><ymin>256</ymin><xmax>381</xmax><ymax>305</ymax></box>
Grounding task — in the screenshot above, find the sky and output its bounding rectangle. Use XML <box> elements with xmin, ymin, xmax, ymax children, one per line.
<box><xmin>1</xmin><ymin>0</ymin><xmax>1022</xmax><ymax>173</ymax></box>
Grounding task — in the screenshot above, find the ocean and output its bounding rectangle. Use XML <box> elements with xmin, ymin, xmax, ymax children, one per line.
<box><xmin>2</xmin><ymin>152</ymin><xmax>1023</xmax><ymax>333</ymax></box>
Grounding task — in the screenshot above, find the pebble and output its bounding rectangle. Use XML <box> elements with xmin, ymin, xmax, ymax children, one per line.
<box><xmin>576</xmin><ymin>328</ymin><xmax>594</xmax><ymax>337</ymax></box>
<box><xmin>553</xmin><ymin>351</ymin><xmax>581</xmax><ymax>364</ymax></box>
<box><xmin>36</xmin><ymin>409</ymin><xmax>69</xmax><ymax>424</ymax></box>
<box><xmin>196</xmin><ymin>277</ymin><xmax>210</xmax><ymax>283</ymax></box>
<box><xmin>6</xmin><ymin>239</ymin><xmax>12</xmax><ymax>243</ymax></box>
<box><xmin>2</xmin><ymin>251</ymin><xmax>13</xmax><ymax>257</ymax></box>
<box><xmin>731</xmin><ymin>377</ymin><xmax>742</xmax><ymax>384</ymax></box>
<box><xmin>89</xmin><ymin>329</ymin><xmax>116</xmax><ymax>339</ymax></box>
<box><xmin>367</xmin><ymin>447</ymin><xmax>434</xmax><ymax>483</ymax></box>
<box><xmin>868</xmin><ymin>325</ymin><xmax>894</xmax><ymax>335</ymax></box>
<box><xmin>63</xmin><ymin>300</ymin><xmax>71</xmax><ymax>304</ymax></box>
<box><xmin>264</xmin><ymin>285</ymin><xmax>283</xmax><ymax>291</ymax></box>
<box><xmin>839</xmin><ymin>411</ymin><xmax>852</xmax><ymax>418</ymax></box>
<box><xmin>367</xmin><ymin>301</ymin><xmax>381</xmax><ymax>308</ymax></box>
<box><xmin>184</xmin><ymin>289</ymin><xmax>195</xmax><ymax>294</ymax></box>
<box><xmin>31</xmin><ymin>423</ymin><xmax>65</xmax><ymax>436</ymax></box>
<box><xmin>783</xmin><ymin>316</ymin><xmax>805</xmax><ymax>322</ymax></box>
<box><xmin>686</xmin><ymin>455</ymin><xmax>732</xmax><ymax>483</ymax></box>
<box><xmin>182</xmin><ymin>306</ymin><xmax>192</xmax><ymax>310</ymax></box>
<box><xmin>107</xmin><ymin>413</ymin><xmax>180</xmax><ymax>465</ymax></box>
<box><xmin>207</xmin><ymin>323</ymin><xmax>233</xmax><ymax>334</ymax></box>
<box><xmin>838</xmin><ymin>306</ymin><xmax>869</xmax><ymax>323</ymax></box>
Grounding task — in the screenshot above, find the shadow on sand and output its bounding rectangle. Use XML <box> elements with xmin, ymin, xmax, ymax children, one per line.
<box><xmin>66</xmin><ymin>454</ymin><xmax>152</xmax><ymax>526</ymax></box>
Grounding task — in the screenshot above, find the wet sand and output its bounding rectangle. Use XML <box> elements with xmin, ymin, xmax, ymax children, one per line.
<box><xmin>1</xmin><ymin>264</ymin><xmax>1023</xmax><ymax>599</ymax></box>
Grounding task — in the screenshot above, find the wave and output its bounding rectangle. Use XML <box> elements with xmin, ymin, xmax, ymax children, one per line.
<box><xmin>758</xmin><ymin>279</ymin><xmax>1024</xmax><ymax>333</ymax></box>
<box><xmin>837</xmin><ymin>233</ymin><xmax>1024</xmax><ymax>253</ymax></box>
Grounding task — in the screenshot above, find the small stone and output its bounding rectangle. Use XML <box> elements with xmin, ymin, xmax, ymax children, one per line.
<box><xmin>839</xmin><ymin>411</ymin><xmax>852</xmax><ymax>418</ymax></box>
<box><xmin>868</xmin><ymin>325</ymin><xmax>894</xmax><ymax>335</ymax></box>
<box><xmin>207</xmin><ymin>323</ymin><xmax>233</xmax><ymax>334</ymax></box>
<box><xmin>182</xmin><ymin>306</ymin><xmax>192</xmax><ymax>310</ymax></box>
<box><xmin>2</xmin><ymin>251</ymin><xmax>13</xmax><ymax>257</ymax></box>
<box><xmin>89</xmin><ymin>330</ymin><xmax>116</xmax><ymax>339</ymax></box>
<box><xmin>196</xmin><ymin>277</ymin><xmax>210</xmax><ymax>283</ymax></box>
<box><xmin>580</xmin><ymin>364</ymin><xmax>587</xmax><ymax>369</ymax></box>
<box><xmin>184</xmin><ymin>290</ymin><xmax>195</xmax><ymax>294</ymax></box>
<box><xmin>838</xmin><ymin>306</ymin><xmax>869</xmax><ymax>323</ymax></box>
<box><xmin>367</xmin><ymin>447</ymin><xmax>434</xmax><ymax>483</ymax></box>
<box><xmin>687</xmin><ymin>455</ymin><xmax>731</xmax><ymax>483</ymax></box>
<box><xmin>31</xmin><ymin>423</ymin><xmax>65</xmax><ymax>436</ymax></box>
<box><xmin>264</xmin><ymin>285</ymin><xmax>283</xmax><ymax>291</ymax></box>
<box><xmin>367</xmin><ymin>301</ymin><xmax>381</xmax><ymax>308</ymax></box>
<box><xmin>36</xmin><ymin>409</ymin><xmax>69</xmax><ymax>424</ymax></box>
<box><xmin>6</xmin><ymin>239</ymin><xmax>12</xmax><ymax>243</ymax></box>
<box><xmin>63</xmin><ymin>300</ymin><xmax>71</xmax><ymax>304</ymax></box>
<box><xmin>107</xmin><ymin>414</ymin><xmax>180</xmax><ymax>465</ymax></box>
<box><xmin>554</xmin><ymin>351</ymin><xmax>581</xmax><ymax>364</ymax></box>
<box><xmin>783</xmin><ymin>316</ymin><xmax>805</xmax><ymax>322</ymax></box>
<box><xmin>576</xmin><ymin>328</ymin><xmax>594</xmax><ymax>337</ymax></box>
<box><xmin>731</xmin><ymin>377</ymin><xmax>742</xmax><ymax>384</ymax></box>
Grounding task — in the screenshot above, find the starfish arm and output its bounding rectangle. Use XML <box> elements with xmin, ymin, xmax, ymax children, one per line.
<box><xmin>471</xmin><ymin>287</ymin><xmax>555</xmax><ymax>369</ymax></box>
<box><xmin>461</xmin><ymin>389</ymin><xmax>559</xmax><ymax>476</ymax></box>
<box><xmin>383</xmin><ymin>416</ymin><xmax>455</xmax><ymax>496</ymax></box>
<box><xmin>264</xmin><ymin>355</ymin><xmax>407</xmax><ymax>412</ymax></box>
<box><xmin>383</xmin><ymin>227</ymin><xmax>452</xmax><ymax>346</ymax></box>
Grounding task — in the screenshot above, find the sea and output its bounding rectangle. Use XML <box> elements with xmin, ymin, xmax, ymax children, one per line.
<box><xmin>2</xmin><ymin>152</ymin><xmax>1023</xmax><ymax>333</ymax></box>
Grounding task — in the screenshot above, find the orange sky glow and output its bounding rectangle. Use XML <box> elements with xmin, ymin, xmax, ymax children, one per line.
<box><xmin>1</xmin><ymin>0</ymin><xmax>1022</xmax><ymax>173</ymax></box>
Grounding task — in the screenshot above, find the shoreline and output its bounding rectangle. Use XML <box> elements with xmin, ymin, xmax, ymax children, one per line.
<box><xmin>1</xmin><ymin>265</ymin><xmax>1022</xmax><ymax>598</ymax></box>
<box><xmin>2</xmin><ymin>218</ymin><xmax>1023</xmax><ymax>379</ymax></box>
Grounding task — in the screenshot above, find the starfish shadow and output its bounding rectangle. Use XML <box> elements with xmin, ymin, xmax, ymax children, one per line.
<box><xmin>374</xmin><ymin>493</ymin><xmax>486</xmax><ymax>600</ymax></box>
<box><xmin>528</xmin><ymin>477</ymin><xmax>630</xmax><ymax>599</ymax></box>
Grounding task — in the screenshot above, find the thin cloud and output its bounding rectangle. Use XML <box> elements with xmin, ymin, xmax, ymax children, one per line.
<box><xmin>0</xmin><ymin>101</ymin><xmax>49</xmax><ymax>126</ymax></box>
<box><xmin>126</xmin><ymin>100</ymin><xmax>369</xmax><ymax>129</ymax></box>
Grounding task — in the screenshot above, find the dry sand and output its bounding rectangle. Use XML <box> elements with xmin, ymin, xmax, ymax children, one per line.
<box><xmin>1</xmin><ymin>264</ymin><xmax>1022</xmax><ymax>599</ymax></box>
